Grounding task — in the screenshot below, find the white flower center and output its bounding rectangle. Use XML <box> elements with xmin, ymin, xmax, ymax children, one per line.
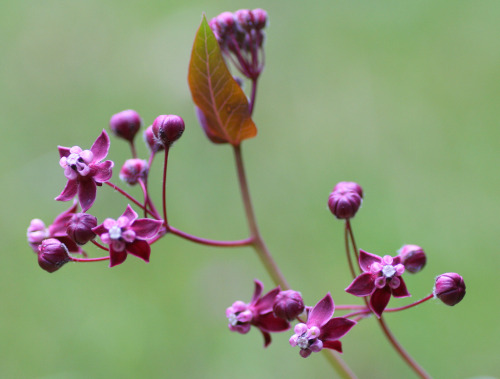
<box><xmin>227</xmin><ymin>313</ymin><xmax>238</xmax><ymax>326</ymax></box>
<box><xmin>382</xmin><ymin>265</ymin><xmax>396</xmax><ymax>278</ymax></box>
<box><xmin>108</xmin><ymin>225</ymin><xmax>122</xmax><ymax>240</ymax></box>
<box><xmin>297</xmin><ymin>335</ymin><xmax>310</xmax><ymax>349</ymax></box>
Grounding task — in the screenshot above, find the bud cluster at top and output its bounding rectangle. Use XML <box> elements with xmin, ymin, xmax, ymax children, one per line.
<box><xmin>209</xmin><ymin>9</ymin><xmax>268</xmax><ymax>80</ymax></box>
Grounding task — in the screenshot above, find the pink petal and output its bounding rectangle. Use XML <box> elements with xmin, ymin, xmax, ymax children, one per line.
<box><xmin>321</xmin><ymin>317</ymin><xmax>357</xmax><ymax>341</ymax></box>
<box><xmin>307</xmin><ymin>293</ymin><xmax>334</xmax><ymax>328</ymax></box>
<box><xmin>90</xmin><ymin>130</ymin><xmax>110</xmax><ymax>162</ymax></box>
<box><xmin>256</xmin><ymin>312</ymin><xmax>290</xmax><ymax>333</ymax></box>
<box><xmin>122</xmin><ymin>205</ymin><xmax>138</xmax><ymax>223</ymax></box>
<box><xmin>92</xmin><ymin>223</ymin><xmax>108</xmax><ymax>236</ymax></box>
<box><xmin>93</xmin><ymin>160</ymin><xmax>114</xmax><ymax>183</ymax></box>
<box><xmin>391</xmin><ymin>277</ymin><xmax>411</xmax><ymax>298</ymax></box>
<box><xmin>370</xmin><ymin>287</ymin><xmax>391</xmax><ymax>318</ymax></box>
<box><xmin>131</xmin><ymin>218</ymin><xmax>163</xmax><ymax>239</ymax></box>
<box><xmin>55</xmin><ymin>180</ymin><xmax>78</xmax><ymax>202</ymax></box>
<box><xmin>126</xmin><ymin>240</ymin><xmax>151</xmax><ymax>262</ymax></box>
<box><xmin>255</xmin><ymin>287</ymin><xmax>280</xmax><ymax>313</ymax></box>
<box><xmin>345</xmin><ymin>272</ymin><xmax>376</xmax><ymax>296</ymax></box>
<box><xmin>78</xmin><ymin>179</ymin><xmax>97</xmax><ymax>212</ymax></box>
<box><xmin>323</xmin><ymin>340</ymin><xmax>342</xmax><ymax>353</ymax></box>
<box><xmin>359</xmin><ymin>250</ymin><xmax>382</xmax><ymax>272</ymax></box>
<box><xmin>251</xmin><ymin>280</ymin><xmax>264</xmax><ymax>305</ymax></box>
<box><xmin>259</xmin><ymin>329</ymin><xmax>272</xmax><ymax>348</ymax></box>
<box><xmin>49</xmin><ymin>202</ymin><xmax>79</xmax><ymax>236</ymax></box>
<box><xmin>109</xmin><ymin>248</ymin><xmax>127</xmax><ymax>267</ymax></box>
<box><xmin>58</xmin><ymin>146</ymin><xmax>71</xmax><ymax>158</ymax></box>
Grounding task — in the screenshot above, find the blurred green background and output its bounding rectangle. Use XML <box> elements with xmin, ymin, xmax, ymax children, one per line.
<box><xmin>1</xmin><ymin>0</ymin><xmax>499</xmax><ymax>378</ymax></box>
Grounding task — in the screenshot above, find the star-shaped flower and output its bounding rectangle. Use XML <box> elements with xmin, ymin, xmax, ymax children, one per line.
<box><xmin>56</xmin><ymin>130</ymin><xmax>114</xmax><ymax>212</ymax></box>
<box><xmin>226</xmin><ymin>280</ymin><xmax>290</xmax><ymax>347</ymax></box>
<box><xmin>92</xmin><ymin>205</ymin><xmax>163</xmax><ymax>267</ymax></box>
<box><xmin>345</xmin><ymin>249</ymin><xmax>411</xmax><ymax>318</ymax></box>
<box><xmin>289</xmin><ymin>293</ymin><xmax>356</xmax><ymax>358</ymax></box>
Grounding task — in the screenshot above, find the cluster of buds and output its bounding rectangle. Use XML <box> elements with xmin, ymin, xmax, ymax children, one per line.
<box><xmin>28</xmin><ymin>109</ymin><xmax>184</xmax><ymax>272</ymax></box>
<box><xmin>226</xmin><ymin>280</ymin><xmax>356</xmax><ymax>357</ymax></box>
<box><xmin>328</xmin><ymin>181</ymin><xmax>363</xmax><ymax>219</ymax></box>
<box><xmin>209</xmin><ymin>9</ymin><xmax>268</xmax><ymax>80</ymax></box>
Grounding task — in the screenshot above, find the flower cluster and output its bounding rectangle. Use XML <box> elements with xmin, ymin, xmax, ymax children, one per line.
<box><xmin>226</xmin><ymin>281</ymin><xmax>356</xmax><ymax>357</ymax></box>
<box><xmin>27</xmin><ymin>8</ymin><xmax>469</xmax><ymax>378</ymax></box>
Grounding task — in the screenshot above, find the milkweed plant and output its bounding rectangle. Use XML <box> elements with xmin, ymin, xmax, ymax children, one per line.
<box><xmin>27</xmin><ymin>9</ymin><xmax>466</xmax><ymax>379</ymax></box>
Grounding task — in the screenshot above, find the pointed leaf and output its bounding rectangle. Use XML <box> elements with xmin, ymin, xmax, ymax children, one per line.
<box><xmin>188</xmin><ymin>15</ymin><xmax>257</xmax><ymax>146</ymax></box>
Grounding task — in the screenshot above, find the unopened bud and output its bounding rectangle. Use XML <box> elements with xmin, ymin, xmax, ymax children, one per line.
<box><xmin>328</xmin><ymin>190</ymin><xmax>362</xmax><ymax>219</ymax></box>
<box><xmin>433</xmin><ymin>273</ymin><xmax>466</xmax><ymax>306</ymax></box>
<box><xmin>152</xmin><ymin>115</ymin><xmax>185</xmax><ymax>148</ymax></box>
<box><xmin>38</xmin><ymin>238</ymin><xmax>71</xmax><ymax>273</ymax></box>
<box><xmin>234</xmin><ymin>9</ymin><xmax>254</xmax><ymax>31</ymax></box>
<box><xmin>397</xmin><ymin>244</ymin><xmax>426</xmax><ymax>274</ymax></box>
<box><xmin>333</xmin><ymin>181</ymin><xmax>363</xmax><ymax>198</ymax></box>
<box><xmin>119</xmin><ymin>158</ymin><xmax>148</xmax><ymax>185</ymax></box>
<box><xmin>109</xmin><ymin>110</ymin><xmax>142</xmax><ymax>142</ymax></box>
<box><xmin>252</xmin><ymin>8</ymin><xmax>268</xmax><ymax>30</ymax></box>
<box><xmin>273</xmin><ymin>290</ymin><xmax>305</xmax><ymax>321</ymax></box>
<box><xmin>67</xmin><ymin>213</ymin><xmax>97</xmax><ymax>245</ymax></box>
<box><xmin>27</xmin><ymin>219</ymin><xmax>48</xmax><ymax>246</ymax></box>
<box><xmin>143</xmin><ymin>125</ymin><xmax>163</xmax><ymax>153</ymax></box>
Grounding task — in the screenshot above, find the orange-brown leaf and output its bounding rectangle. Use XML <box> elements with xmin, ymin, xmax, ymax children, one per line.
<box><xmin>188</xmin><ymin>15</ymin><xmax>257</xmax><ymax>145</ymax></box>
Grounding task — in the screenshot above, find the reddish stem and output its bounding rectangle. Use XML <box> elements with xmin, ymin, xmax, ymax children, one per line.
<box><xmin>70</xmin><ymin>255</ymin><xmax>110</xmax><ymax>262</ymax></box>
<box><xmin>169</xmin><ymin>226</ymin><xmax>254</xmax><ymax>247</ymax></box>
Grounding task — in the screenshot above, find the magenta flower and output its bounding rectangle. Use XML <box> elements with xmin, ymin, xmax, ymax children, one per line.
<box><xmin>226</xmin><ymin>280</ymin><xmax>290</xmax><ymax>347</ymax></box>
<box><xmin>56</xmin><ymin>130</ymin><xmax>114</xmax><ymax>212</ymax></box>
<box><xmin>27</xmin><ymin>202</ymin><xmax>84</xmax><ymax>255</ymax></box>
<box><xmin>289</xmin><ymin>293</ymin><xmax>356</xmax><ymax>358</ymax></box>
<box><xmin>92</xmin><ymin>205</ymin><xmax>163</xmax><ymax>267</ymax></box>
<box><xmin>345</xmin><ymin>250</ymin><xmax>411</xmax><ymax>318</ymax></box>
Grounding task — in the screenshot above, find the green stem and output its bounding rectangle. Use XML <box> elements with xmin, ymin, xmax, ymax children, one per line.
<box><xmin>233</xmin><ymin>144</ymin><xmax>356</xmax><ymax>379</ymax></box>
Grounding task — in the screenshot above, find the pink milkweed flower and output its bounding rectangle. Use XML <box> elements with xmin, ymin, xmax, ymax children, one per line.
<box><xmin>92</xmin><ymin>205</ymin><xmax>163</xmax><ymax>267</ymax></box>
<box><xmin>345</xmin><ymin>250</ymin><xmax>411</xmax><ymax>318</ymax></box>
<box><xmin>56</xmin><ymin>130</ymin><xmax>114</xmax><ymax>212</ymax></box>
<box><xmin>289</xmin><ymin>293</ymin><xmax>356</xmax><ymax>358</ymax></box>
<box><xmin>27</xmin><ymin>202</ymin><xmax>84</xmax><ymax>255</ymax></box>
<box><xmin>226</xmin><ymin>279</ymin><xmax>290</xmax><ymax>347</ymax></box>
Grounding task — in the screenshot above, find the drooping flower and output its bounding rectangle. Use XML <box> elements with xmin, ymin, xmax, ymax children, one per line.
<box><xmin>345</xmin><ymin>249</ymin><xmax>411</xmax><ymax>318</ymax></box>
<box><xmin>92</xmin><ymin>205</ymin><xmax>163</xmax><ymax>267</ymax></box>
<box><xmin>289</xmin><ymin>293</ymin><xmax>356</xmax><ymax>358</ymax></box>
<box><xmin>226</xmin><ymin>279</ymin><xmax>290</xmax><ymax>347</ymax></box>
<box><xmin>56</xmin><ymin>130</ymin><xmax>114</xmax><ymax>212</ymax></box>
<box><xmin>27</xmin><ymin>202</ymin><xmax>84</xmax><ymax>254</ymax></box>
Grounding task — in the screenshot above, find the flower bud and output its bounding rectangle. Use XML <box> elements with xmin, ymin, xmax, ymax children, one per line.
<box><xmin>328</xmin><ymin>190</ymin><xmax>362</xmax><ymax>219</ymax></box>
<box><xmin>397</xmin><ymin>244</ymin><xmax>426</xmax><ymax>273</ymax></box>
<box><xmin>38</xmin><ymin>238</ymin><xmax>71</xmax><ymax>273</ymax></box>
<box><xmin>27</xmin><ymin>219</ymin><xmax>48</xmax><ymax>246</ymax></box>
<box><xmin>143</xmin><ymin>125</ymin><xmax>163</xmax><ymax>153</ymax></box>
<box><xmin>433</xmin><ymin>273</ymin><xmax>466</xmax><ymax>306</ymax></box>
<box><xmin>234</xmin><ymin>9</ymin><xmax>254</xmax><ymax>31</ymax></box>
<box><xmin>109</xmin><ymin>110</ymin><xmax>142</xmax><ymax>142</ymax></box>
<box><xmin>67</xmin><ymin>213</ymin><xmax>97</xmax><ymax>245</ymax></box>
<box><xmin>119</xmin><ymin>158</ymin><xmax>148</xmax><ymax>185</ymax></box>
<box><xmin>216</xmin><ymin>11</ymin><xmax>237</xmax><ymax>34</ymax></box>
<box><xmin>333</xmin><ymin>181</ymin><xmax>363</xmax><ymax>199</ymax></box>
<box><xmin>252</xmin><ymin>8</ymin><xmax>268</xmax><ymax>30</ymax></box>
<box><xmin>273</xmin><ymin>290</ymin><xmax>305</xmax><ymax>321</ymax></box>
<box><xmin>151</xmin><ymin>115</ymin><xmax>185</xmax><ymax>148</ymax></box>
